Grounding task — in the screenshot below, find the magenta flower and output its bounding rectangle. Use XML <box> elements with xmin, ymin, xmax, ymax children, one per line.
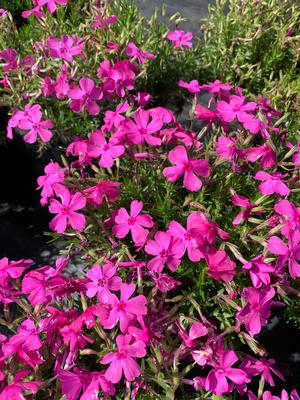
<box><xmin>1</xmin><ymin>319</ymin><xmax>43</xmax><ymax>368</ymax></box>
<box><xmin>216</xmin><ymin>136</ymin><xmax>238</xmax><ymax>161</ymax></box>
<box><xmin>0</xmin><ymin>257</ymin><xmax>34</xmax><ymax>288</ymax></box>
<box><xmin>0</xmin><ymin>370</ymin><xmax>40</xmax><ymax>400</ymax></box>
<box><xmin>153</xmin><ymin>273</ymin><xmax>181</xmax><ymax>293</ymax></box>
<box><xmin>87</xmin><ymin>129</ymin><xmax>125</xmax><ymax>167</ymax></box>
<box><xmin>126</xmin><ymin>42</ymin><xmax>156</xmax><ymax>64</ymax></box>
<box><xmin>168</xmin><ymin>213</ymin><xmax>207</xmax><ymax>262</ymax></box>
<box><xmin>38</xmin><ymin>0</ymin><xmax>68</xmax><ymax>13</ymax></box>
<box><xmin>244</xmin><ymin>144</ymin><xmax>276</xmax><ymax>168</ymax></box>
<box><xmin>267</xmin><ymin>234</ymin><xmax>300</xmax><ymax>279</ymax></box>
<box><xmin>242</xmin><ymin>255</ymin><xmax>275</xmax><ymax>288</ymax></box>
<box><xmin>262</xmin><ymin>391</ymin><xmax>289</xmax><ymax>400</ymax></box>
<box><xmin>236</xmin><ymin>287</ymin><xmax>277</xmax><ymax>336</ymax></box>
<box><xmin>123</xmin><ymin>109</ymin><xmax>163</xmax><ymax>146</ymax></box>
<box><xmin>0</xmin><ymin>48</ymin><xmax>18</xmax><ymax>71</ymax></box>
<box><xmin>163</xmin><ymin>145</ymin><xmax>211</xmax><ymax>191</ymax></box>
<box><xmin>46</xmin><ymin>35</ymin><xmax>83</xmax><ymax>62</ymax></box>
<box><xmin>145</xmin><ymin>231</ymin><xmax>183</xmax><ymax>273</ymax></box>
<box><xmin>58</xmin><ymin>368</ymin><xmax>115</xmax><ymax>399</ymax></box>
<box><xmin>195</xmin><ymin>104</ymin><xmax>217</xmax><ymax>122</ymax></box>
<box><xmin>37</xmin><ymin>161</ymin><xmax>65</xmax><ymax>205</ymax></box>
<box><xmin>68</xmin><ymin>78</ymin><xmax>102</xmax><ymax>115</ymax></box>
<box><xmin>17</xmin><ymin>104</ymin><xmax>54</xmax><ymax>143</ymax></box>
<box><xmin>113</xmin><ymin>200</ymin><xmax>154</xmax><ymax>245</ymax></box>
<box><xmin>217</xmin><ymin>95</ymin><xmax>257</xmax><ymax>122</ymax></box>
<box><xmin>205</xmin><ymin>350</ymin><xmax>248</xmax><ymax>396</ymax></box>
<box><xmin>85</xmin><ymin>180</ymin><xmax>121</xmax><ymax>207</ymax></box>
<box><xmin>200</xmin><ymin>80</ymin><xmax>233</xmax><ymax>94</ymax></box>
<box><xmin>231</xmin><ymin>192</ymin><xmax>257</xmax><ymax>226</ymax></box>
<box><xmin>254</xmin><ymin>171</ymin><xmax>290</xmax><ymax>196</ymax></box>
<box><xmin>86</xmin><ymin>262</ymin><xmax>122</xmax><ymax>303</ymax></box>
<box><xmin>178</xmin><ymin>321</ymin><xmax>208</xmax><ymax>348</ymax></box>
<box><xmin>49</xmin><ymin>184</ymin><xmax>86</xmax><ymax>233</ymax></box>
<box><xmin>104</xmin><ymin>102</ymin><xmax>129</xmax><ymax>129</ymax></box>
<box><xmin>274</xmin><ymin>199</ymin><xmax>300</xmax><ymax>238</ymax></box>
<box><xmin>206</xmin><ymin>250</ymin><xmax>236</xmax><ymax>282</ymax></box>
<box><xmin>178</xmin><ymin>79</ymin><xmax>201</xmax><ymax>93</ymax></box>
<box><xmin>98</xmin><ymin>60</ymin><xmax>137</xmax><ymax>98</ymax></box>
<box><xmin>166</xmin><ymin>30</ymin><xmax>193</xmax><ymax>48</ymax></box>
<box><xmin>22</xmin><ymin>257</ymin><xmax>69</xmax><ymax>306</ymax></box>
<box><xmin>101</xmin><ymin>334</ymin><xmax>146</xmax><ymax>383</ymax></box>
<box><xmin>103</xmin><ymin>283</ymin><xmax>147</xmax><ymax>332</ymax></box>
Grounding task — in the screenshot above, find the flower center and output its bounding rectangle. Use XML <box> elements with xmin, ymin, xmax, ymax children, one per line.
<box><xmin>128</xmin><ymin>217</ymin><xmax>135</xmax><ymax>225</ymax></box>
<box><xmin>184</xmin><ymin>162</ymin><xmax>192</xmax><ymax>171</ymax></box>
<box><xmin>160</xmin><ymin>249</ymin><xmax>168</xmax><ymax>258</ymax></box>
<box><xmin>184</xmin><ymin>232</ymin><xmax>191</xmax><ymax>241</ymax></box>
<box><xmin>117</xmin><ymin>349</ymin><xmax>127</xmax><ymax>359</ymax></box>
<box><xmin>62</xmin><ymin>206</ymin><xmax>69</xmax><ymax>214</ymax></box>
<box><xmin>98</xmin><ymin>278</ymin><xmax>105</xmax><ymax>287</ymax></box>
<box><xmin>117</xmin><ymin>301</ymin><xmax>126</xmax><ymax>311</ymax></box>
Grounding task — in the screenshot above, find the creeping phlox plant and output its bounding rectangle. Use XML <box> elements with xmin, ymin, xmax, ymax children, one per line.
<box><xmin>0</xmin><ymin>1</ymin><xmax>300</xmax><ymax>400</ymax></box>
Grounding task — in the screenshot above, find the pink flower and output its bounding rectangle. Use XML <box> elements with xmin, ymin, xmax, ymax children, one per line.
<box><xmin>87</xmin><ymin>129</ymin><xmax>125</xmax><ymax>167</ymax></box>
<box><xmin>84</xmin><ymin>180</ymin><xmax>121</xmax><ymax>207</ymax></box>
<box><xmin>244</xmin><ymin>144</ymin><xmax>276</xmax><ymax>168</ymax></box>
<box><xmin>231</xmin><ymin>192</ymin><xmax>257</xmax><ymax>225</ymax></box>
<box><xmin>178</xmin><ymin>321</ymin><xmax>208</xmax><ymax>348</ymax></box>
<box><xmin>38</xmin><ymin>0</ymin><xmax>68</xmax><ymax>13</ymax></box>
<box><xmin>163</xmin><ymin>145</ymin><xmax>210</xmax><ymax>191</ymax></box>
<box><xmin>68</xmin><ymin>78</ymin><xmax>102</xmax><ymax>115</ymax></box>
<box><xmin>0</xmin><ymin>370</ymin><xmax>40</xmax><ymax>400</ymax></box>
<box><xmin>100</xmin><ymin>334</ymin><xmax>146</xmax><ymax>383</ymax></box>
<box><xmin>86</xmin><ymin>262</ymin><xmax>122</xmax><ymax>303</ymax></box>
<box><xmin>37</xmin><ymin>161</ymin><xmax>65</xmax><ymax>205</ymax></box>
<box><xmin>22</xmin><ymin>5</ymin><xmax>43</xmax><ymax>19</ymax></box>
<box><xmin>126</xmin><ymin>42</ymin><xmax>156</xmax><ymax>64</ymax></box>
<box><xmin>216</xmin><ymin>136</ymin><xmax>238</xmax><ymax>161</ymax></box>
<box><xmin>104</xmin><ymin>102</ymin><xmax>129</xmax><ymax>130</ymax></box>
<box><xmin>17</xmin><ymin>104</ymin><xmax>54</xmax><ymax>143</ymax></box>
<box><xmin>123</xmin><ymin>109</ymin><xmax>163</xmax><ymax>146</ymax></box>
<box><xmin>0</xmin><ymin>257</ymin><xmax>34</xmax><ymax>288</ymax></box>
<box><xmin>200</xmin><ymin>80</ymin><xmax>233</xmax><ymax>95</ymax></box>
<box><xmin>217</xmin><ymin>95</ymin><xmax>257</xmax><ymax>122</ymax></box>
<box><xmin>145</xmin><ymin>231</ymin><xmax>183</xmax><ymax>273</ymax></box>
<box><xmin>22</xmin><ymin>257</ymin><xmax>69</xmax><ymax>306</ymax></box>
<box><xmin>153</xmin><ymin>273</ymin><xmax>181</xmax><ymax>292</ymax></box>
<box><xmin>1</xmin><ymin>319</ymin><xmax>43</xmax><ymax>368</ymax></box>
<box><xmin>103</xmin><ymin>283</ymin><xmax>147</xmax><ymax>332</ymax></box>
<box><xmin>92</xmin><ymin>14</ymin><xmax>118</xmax><ymax>29</ymax></box>
<box><xmin>262</xmin><ymin>390</ymin><xmax>289</xmax><ymax>400</ymax></box>
<box><xmin>166</xmin><ymin>30</ymin><xmax>193</xmax><ymax>48</ymax></box>
<box><xmin>267</xmin><ymin>234</ymin><xmax>300</xmax><ymax>279</ymax></box>
<box><xmin>49</xmin><ymin>184</ymin><xmax>86</xmax><ymax>233</ymax></box>
<box><xmin>46</xmin><ymin>35</ymin><xmax>83</xmax><ymax>62</ymax></box>
<box><xmin>242</xmin><ymin>255</ymin><xmax>275</xmax><ymax>288</ymax></box>
<box><xmin>113</xmin><ymin>200</ymin><xmax>154</xmax><ymax>245</ymax></box>
<box><xmin>98</xmin><ymin>60</ymin><xmax>137</xmax><ymax>98</ymax></box>
<box><xmin>195</xmin><ymin>104</ymin><xmax>217</xmax><ymax>122</ymax></box>
<box><xmin>168</xmin><ymin>213</ymin><xmax>207</xmax><ymax>262</ymax></box>
<box><xmin>0</xmin><ymin>49</ymin><xmax>18</xmax><ymax>71</ymax></box>
<box><xmin>254</xmin><ymin>171</ymin><xmax>290</xmax><ymax>196</ymax></box>
<box><xmin>205</xmin><ymin>350</ymin><xmax>248</xmax><ymax>396</ymax></box>
<box><xmin>58</xmin><ymin>368</ymin><xmax>115</xmax><ymax>399</ymax></box>
<box><xmin>178</xmin><ymin>79</ymin><xmax>201</xmax><ymax>93</ymax></box>
<box><xmin>274</xmin><ymin>199</ymin><xmax>300</xmax><ymax>238</ymax></box>
<box><xmin>236</xmin><ymin>287</ymin><xmax>277</xmax><ymax>336</ymax></box>
<box><xmin>206</xmin><ymin>250</ymin><xmax>236</xmax><ymax>282</ymax></box>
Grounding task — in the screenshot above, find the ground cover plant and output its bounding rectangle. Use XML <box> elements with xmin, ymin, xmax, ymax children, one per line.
<box><xmin>0</xmin><ymin>0</ymin><xmax>300</xmax><ymax>399</ymax></box>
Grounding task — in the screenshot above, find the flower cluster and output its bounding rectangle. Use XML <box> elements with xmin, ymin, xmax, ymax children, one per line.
<box><xmin>0</xmin><ymin>1</ymin><xmax>299</xmax><ymax>399</ymax></box>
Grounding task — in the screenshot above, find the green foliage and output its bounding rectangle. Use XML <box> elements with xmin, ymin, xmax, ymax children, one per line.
<box><xmin>198</xmin><ymin>0</ymin><xmax>300</xmax><ymax>138</ymax></box>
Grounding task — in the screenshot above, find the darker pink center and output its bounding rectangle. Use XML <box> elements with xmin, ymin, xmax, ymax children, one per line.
<box><xmin>128</xmin><ymin>217</ymin><xmax>135</xmax><ymax>225</ymax></box>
